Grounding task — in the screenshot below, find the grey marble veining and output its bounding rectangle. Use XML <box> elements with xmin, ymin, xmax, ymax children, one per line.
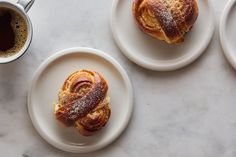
<box><xmin>1</xmin><ymin>0</ymin><xmax>236</xmax><ymax>157</ymax></box>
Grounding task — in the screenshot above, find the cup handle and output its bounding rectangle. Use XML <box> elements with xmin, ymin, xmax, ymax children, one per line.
<box><xmin>17</xmin><ymin>0</ymin><xmax>35</xmax><ymax>12</ymax></box>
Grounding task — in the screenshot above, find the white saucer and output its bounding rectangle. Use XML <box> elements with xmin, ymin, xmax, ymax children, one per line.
<box><xmin>27</xmin><ymin>47</ymin><xmax>133</xmax><ymax>153</ymax></box>
<box><xmin>111</xmin><ymin>0</ymin><xmax>215</xmax><ymax>71</ymax></box>
<box><xmin>220</xmin><ymin>0</ymin><xmax>236</xmax><ymax>69</ymax></box>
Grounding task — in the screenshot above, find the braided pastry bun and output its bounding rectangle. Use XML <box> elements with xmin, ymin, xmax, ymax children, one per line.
<box><xmin>132</xmin><ymin>0</ymin><xmax>199</xmax><ymax>44</ymax></box>
<box><xmin>54</xmin><ymin>70</ymin><xmax>111</xmax><ymax>136</ymax></box>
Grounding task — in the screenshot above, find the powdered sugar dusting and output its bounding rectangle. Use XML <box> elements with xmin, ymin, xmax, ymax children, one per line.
<box><xmin>147</xmin><ymin>0</ymin><xmax>180</xmax><ymax>38</ymax></box>
<box><xmin>68</xmin><ymin>82</ymin><xmax>106</xmax><ymax>120</ymax></box>
<box><xmin>158</xmin><ymin>7</ymin><xmax>174</xmax><ymax>30</ymax></box>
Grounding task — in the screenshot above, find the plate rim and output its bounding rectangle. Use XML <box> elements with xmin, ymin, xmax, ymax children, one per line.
<box><xmin>110</xmin><ymin>0</ymin><xmax>215</xmax><ymax>71</ymax></box>
<box><xmin>27</xmin><ymin>47</ymin><xmax>134</xmax><ymax>153</ymax></box>
<box><xmin>219</xmin><ymin>0</ymin><xmax>236</xmax><ymax>69</ymax></box>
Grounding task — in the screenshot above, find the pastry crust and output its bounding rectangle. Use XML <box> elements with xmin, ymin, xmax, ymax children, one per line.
<box><xmin>54</xmin><ymin>70</ymin><xmax>111</xmax><ymax>136</ymax></box>
<box><xmin>132</xmin><ymin>0</ymin><xmax>199</xmax><ymax>44</ymax></box>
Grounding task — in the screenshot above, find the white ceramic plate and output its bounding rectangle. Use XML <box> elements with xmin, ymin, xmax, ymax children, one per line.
<box><xmin>27</xmin><ymin>47</ymin><xmax>133</xmax><ymax>153</ymax></box>
<box><xmin>220</xmin><ymin>0</ymin><xmax>236</xmax><ymax>69</ymax></box>
<box><xmin>111</xmin><ymin>0</ymin><xmax>215</xmax><ymax>71</ymax></box>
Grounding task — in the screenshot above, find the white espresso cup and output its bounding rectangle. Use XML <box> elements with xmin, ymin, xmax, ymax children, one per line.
<box><xmin>0</xmin><ymin>0</ymin><xmax>34</xmax><ymax>63</ymax></box>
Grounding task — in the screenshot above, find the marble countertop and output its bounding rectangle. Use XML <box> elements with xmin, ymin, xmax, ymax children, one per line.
<box><xmin>1</xmin><ymin>0</ymin><xmax>236</xmax><ymax>156</ymax></box>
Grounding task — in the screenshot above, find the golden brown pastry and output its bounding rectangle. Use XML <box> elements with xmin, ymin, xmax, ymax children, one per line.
<box><xmin>132</xmin><ymin>0</ymin><xmax>199</xmax><ymax>44</ymax></box>
<box><xmin>54</xmin><ymin>70</ymin><xmax>111</xmax><ymax>136</ymax></box>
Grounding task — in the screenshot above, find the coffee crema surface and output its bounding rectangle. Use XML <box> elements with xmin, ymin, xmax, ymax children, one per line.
<box><xmin>0</xmin><ymin>7</ymin><xmax>28</xmax><ymax>57</ymax></box>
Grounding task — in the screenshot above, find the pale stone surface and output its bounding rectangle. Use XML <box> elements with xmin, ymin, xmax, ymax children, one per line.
<box><xmin>1</xmin><ymin>0</ymin><xmax>236</xmax><ymax>157</ymax></box>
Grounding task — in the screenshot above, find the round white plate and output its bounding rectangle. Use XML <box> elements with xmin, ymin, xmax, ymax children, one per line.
<box><xmin>220</xmin><ymin>0</ymin><xmax>236</xmax><ymax>69</ymax></box>
<box><xmin>27</xmin><ymin>47</ymin><xmax>133</xmax><ymax>153</ymax></box>
<box><xmin>111</xmin><ymin>0</ymin><xmax>215</xmax><ymax>71</ymax></box>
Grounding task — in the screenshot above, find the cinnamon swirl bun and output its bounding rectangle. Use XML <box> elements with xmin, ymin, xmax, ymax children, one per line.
<box><xmin>54</xmin><ymin>70</ymin><xmax>111</xmax><ymax>136</ymax></box>
<box><xmin>132</xmin><ymin>0</ymin><xmax>199</xmax><ymax>44</ymax></box>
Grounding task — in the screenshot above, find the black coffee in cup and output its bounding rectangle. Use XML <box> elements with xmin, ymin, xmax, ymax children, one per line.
<box><xmin>0</xmin><ymin>7</ymin><xmax>28</xmax><ymax>57</ymax></box>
